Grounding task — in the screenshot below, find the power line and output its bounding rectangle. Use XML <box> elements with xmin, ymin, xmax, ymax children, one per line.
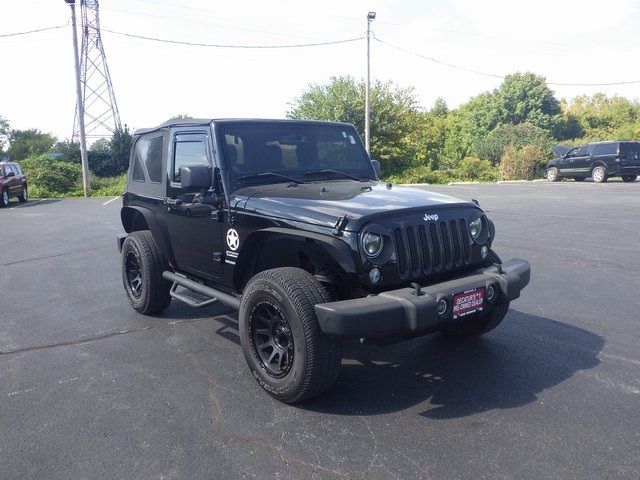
<box><xmin>103</xmin><ymin>29</ymin><xmax>364</xmax><ymax>49</ymax></box>
<box><xmin>102</xmin><ymin>6</ymin><xmax>315</xmax><ymax>40</ymax></box>
<box><xmin>0</xmin><ymin>23</ymin><xmax>67</xmax><ymax>38</ymax></box>
<box><xmin>375</xmin><ymin>37</ymin><xmax>640</xmax><ymax>87</ymax></box>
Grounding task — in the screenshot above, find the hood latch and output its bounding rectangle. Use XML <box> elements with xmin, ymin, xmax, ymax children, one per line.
<box><xmin>332</xmin><ymin>215</ymin><xmax>349</xmax><ymax>236</ymax></box>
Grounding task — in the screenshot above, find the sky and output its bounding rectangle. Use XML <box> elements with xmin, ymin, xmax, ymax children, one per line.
<box><xmin>2</xmin><ymin>0</ymin><xmax>640</xmax><ymax>141</ymax></box>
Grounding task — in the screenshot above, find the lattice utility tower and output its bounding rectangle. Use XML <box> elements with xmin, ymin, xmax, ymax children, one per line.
<box><xmin>72</xmin><ymin>0</ymin><xmax>121</xmax><ymax>140</ymax></box>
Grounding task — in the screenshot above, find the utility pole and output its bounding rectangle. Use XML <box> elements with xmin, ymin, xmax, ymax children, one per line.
<box><xmin>66</xmin><ymin>0</ymin><xmax>90</xmax><ymax>197</ymax></box>
<box><xmin>365</xmin><ymin>11</ymin><xmax>376</xmax><ymax>155</ymax></box>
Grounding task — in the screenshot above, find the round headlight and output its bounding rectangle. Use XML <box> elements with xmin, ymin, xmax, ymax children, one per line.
<box><xmin>362</xmin><ymin>232</ymin><xmax>383</xmax><ymax>258</ymax></box>
<box><xmin>469</xmin><ymin>217</ymin><xmax>483</xmax><ymax>240</ymax></box>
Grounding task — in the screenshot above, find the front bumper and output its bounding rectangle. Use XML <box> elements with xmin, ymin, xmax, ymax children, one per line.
<box><xmin>315</xmin><ymin>259</ymin><xmax>530</xmax><ymax>337</ymax></box>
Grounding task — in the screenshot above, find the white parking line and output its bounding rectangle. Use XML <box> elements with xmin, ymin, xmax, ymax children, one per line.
<box><xmin>102</xmin><ymin>196</ymin><xmax>120</xmax><ymax>206</ymax></box>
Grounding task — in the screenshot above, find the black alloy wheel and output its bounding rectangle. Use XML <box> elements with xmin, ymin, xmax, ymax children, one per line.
<box><xmin>249</xmin><ymin>302</ymin><xmax>295</xmax><ymax>378</ymax></box>
<box><xmin>125</xmin><ymin>249</ymin><xmax>143</xmax><ymax>299</ymax></box>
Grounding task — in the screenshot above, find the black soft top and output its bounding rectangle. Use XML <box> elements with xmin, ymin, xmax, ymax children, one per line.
<box><xmin>133</xmin><ymin>118</ymin><xmax>355</xmax><ymax>136</ymax></box>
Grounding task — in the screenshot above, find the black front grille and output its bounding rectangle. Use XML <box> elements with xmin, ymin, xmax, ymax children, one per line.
<box><xmin>393</xmin><ymin>218</ymin><xmax>471</xmax><ymax>279</ymax></box>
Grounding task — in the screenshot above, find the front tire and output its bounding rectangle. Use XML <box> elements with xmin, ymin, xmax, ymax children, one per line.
<box><xmin>121</xmin><ymin>231</ymin><xmax>171</xmax><ymax>314</ymax></box>
<box><xmin>440</xmin><ymin>251</ymin><xmax>510</xmax><ymax>338</ymax></box>
<box><xmin>0</xmin><ymin>189</ymin><xmax>8</xmax><ymax>208</ymax></box>
<box><xmin>547</xmin><ymin>167</ymin><xmax>559</xmax><ymax>182</ymax></box>
<box><xmin>592</xmin><ymin>166</ymin><xmax>607</xmax><ymax>183</ymax></box>
<box><xmin>239</xmin><ymin>267</ymin><xmax>342</xmax><ymax>403</ymax></box>
<box><xmin>622</xmin><ymin>175</ymin><xmax>637</xmax><ymax>183</ymax></box>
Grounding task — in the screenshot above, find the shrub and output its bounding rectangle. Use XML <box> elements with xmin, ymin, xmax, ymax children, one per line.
<box><xmin>91</xmin><ymin>174</ymin><xmax>126</xmax><ymax>196</ymax></box>
<box><xmin>385</xmin><ymin>166</ymin><xmax>455</xmax><ymax>184</ymax></box>
<box><xmin>499</xmin><ymin>144</ymin><xmax>547</xmax><ymax>180</ymax></box>
<box><xmin>457</xmin><ymin>157</ymin><xmax>499</xmax><ymax>182</ymax></box>
<box><xmin>20</xmin><ymin>155</ymin><xmax>84</xmax><ymax>198</ymax></box>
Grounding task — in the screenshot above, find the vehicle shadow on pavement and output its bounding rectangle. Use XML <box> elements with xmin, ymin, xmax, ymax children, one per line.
<box><xmin>304</xmin><ymin>310</ymin><xmax>604</xmax><ymax>419</ymax></box>
<box><xmin>5</xmin><ymin>199</ymin><xmax>61</xmax><ymax>209</ymax></box>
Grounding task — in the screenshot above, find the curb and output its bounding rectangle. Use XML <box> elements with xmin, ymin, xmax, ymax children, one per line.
<box><xmin>447</xmin><ymin>181</ymin><xmax>481</xmax><ymax>185</ymax></box>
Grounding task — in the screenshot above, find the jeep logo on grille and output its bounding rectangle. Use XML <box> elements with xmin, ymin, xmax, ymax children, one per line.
<box><xmin>423</xmin><ymin>213</ymin><xmax>439</xmax><ymax>222</ymax></box>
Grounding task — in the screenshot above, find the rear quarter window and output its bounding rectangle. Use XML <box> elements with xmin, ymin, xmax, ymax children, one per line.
<box><xmin>593</xmin><ymin>144</ymin><xmax>617</xmax><ymax>156</ymax></box>
<box><xmin>619</xmin><ymin>143</ymin><xmax>640</xmax><ymax>155</ymax></box>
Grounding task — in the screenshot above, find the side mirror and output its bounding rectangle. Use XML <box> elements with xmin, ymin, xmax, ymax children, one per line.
<box><xmin>180</xmin><ymin>165</ymin><xmax>211</xmax><ymax>191</ymax></box>
<box><xmin>371</xmin><ymin>159</ymin><xmax>381</xmax><ymax>178</ymax></box>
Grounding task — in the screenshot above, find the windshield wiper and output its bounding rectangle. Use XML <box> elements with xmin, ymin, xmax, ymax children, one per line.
<box><xmin>236</xmin><ymin>172</ymin><xmax>301</xmax><ymax>184</ymax></box>
<box><xmin>302</xmin><ymin>169</ymin><xmax>366</xmax><ymax>182</ymax></box>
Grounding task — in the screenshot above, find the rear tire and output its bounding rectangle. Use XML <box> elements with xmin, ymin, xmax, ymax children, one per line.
<box><xmin>622</xmin><ymin>175</ymin><xmax>637</xmax><ymax>183</ymax></box>
<box><xmin>239</xmin><ymin>267</ymin><xmax>342</xmax><ymax>403</ymax></box>
<box><xmin>592</xmin><ymin>166</ymin><xmax>607</xmax><ymax>183</ymax></box>
<box><xmin>440</xmin><ymin>250</ymin><xmax>510</xmax><ymax>338</ymax></box>
<box><xmin>121</xmin><ymin>231</ymin><xmax>172</xmax><ymax>314</ymax></box>
<box><xmin>18</xmin><ymin>186</ymin><xmax>28</xmax><ymax>203</ymax></box>
<box><xmin>0</xmin><ymin>189</ymin><xmax>8</xmax><ymax>208</ymax></box>
<box><xmin>547</xmin><ymin>167</ymin><xmax>559</xmax><ymax>182</ymax></box>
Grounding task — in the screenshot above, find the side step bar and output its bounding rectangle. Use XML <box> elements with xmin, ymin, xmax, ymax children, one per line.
<box><xmin>162</xmin><ymin>271</ymin><xmax>241</xmax><ymax>310</ymax></box>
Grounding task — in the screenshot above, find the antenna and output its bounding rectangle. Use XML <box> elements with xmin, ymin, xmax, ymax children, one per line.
<box><xmin>72</xmin><ymin>0</ymin><xmax>121</xmax><ymax>140</ymax></box>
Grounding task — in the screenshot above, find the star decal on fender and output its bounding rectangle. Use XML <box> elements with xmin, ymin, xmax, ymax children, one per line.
<box><xmin>226</xmin><ymin>228</ymin><xmax>239</xmax><ymax>251</ymax></box>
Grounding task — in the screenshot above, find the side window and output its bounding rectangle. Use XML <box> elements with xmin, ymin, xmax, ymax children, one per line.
<box><xmin>9</xmin><ymin>164</ymin><xmax>19</xmax><ymax>174</ymax></box>
<box><xmin>14</xmin><ymin>164</ymin><xmax>22</xmax><ymax>174</ymax></box>
<box><xmin>172</xmin><ymin>134</ymin><xmax>209</xmax><ymax>183</ymax></box>
<box><xmin>566</xmin><ymin>148</ymin><xmax>577</xmax><ymax>158</ymax></box>
<box><xmin>594</xmin><ymin>144</ymin><xmax>617</xmax><ymax>156</ymax></box>
<box><xmin>576</xmin><ymin>146</ymin><xmax>590</xmax><ymax>157</ymax></box>
<box><xmin>131</xmin><ymin>143</ymin><xmax>146</xmax><ymax>182</ymax></box>
<box><xmin>132</xmin><ymin>136</ymin><xmax>163</xmax><ymax>183</ymax></box>
<box><xmin>144</xmin><ymin>137</ymin><xmax>163</xmax><ymax>183</ymax></box>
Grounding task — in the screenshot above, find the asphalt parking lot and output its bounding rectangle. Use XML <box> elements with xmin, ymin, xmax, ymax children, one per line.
<box><xmin>1</xmin><ymin>181</ymin><xmax>639</xmax><ymax>480</ymax></box>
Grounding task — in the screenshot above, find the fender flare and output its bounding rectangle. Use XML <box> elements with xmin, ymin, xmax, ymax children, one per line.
<box><xmin>233</xmin><ymin>227</ymin><xmax>360</xmax><ymax>288</ymax></box>
<box><xmin>120</xmin><ymin>206</ymin><xmax>173</xmax><ymax>262</ymax></box>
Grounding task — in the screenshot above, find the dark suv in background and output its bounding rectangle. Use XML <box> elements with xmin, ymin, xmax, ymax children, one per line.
<box><xmin>547</xmin><ymin>141</ymin><xmax>640</xmax><ymax>183</ymax></box>
<box><xmin>0</xmin><ymin>162</ymin><xmax>28</xmax><ymax>207</ymax></box>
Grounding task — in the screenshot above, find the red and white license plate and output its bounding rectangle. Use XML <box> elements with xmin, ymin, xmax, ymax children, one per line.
<box><xmin>451</xmin><ymin>288</ymin><xmax>485</xmax><ymax>319</ymax></box>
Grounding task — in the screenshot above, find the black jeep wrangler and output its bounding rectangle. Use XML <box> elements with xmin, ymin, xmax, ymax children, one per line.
<box><xmin>117</xmin><ymin>118</ymin><xmax>530</xmax><ymax>403</ymax></box>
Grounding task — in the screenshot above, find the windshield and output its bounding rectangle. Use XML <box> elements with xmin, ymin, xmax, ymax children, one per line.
<box><xmin>219</xmin><ymin>122</ymin><xmax>375</xmax><ymax>188</ymax></box>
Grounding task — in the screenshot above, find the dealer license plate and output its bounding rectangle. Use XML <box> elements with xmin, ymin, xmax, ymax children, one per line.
<box><xmin>451</xmin><ymin>288</ymin><xmax>485</xmax><ymax>319</ymax></box>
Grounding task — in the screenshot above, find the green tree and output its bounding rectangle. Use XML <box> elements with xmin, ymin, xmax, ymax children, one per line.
<box><xmin>7</xmin><ymin>129</ymin><xmax>56</xmax><ymax>161</ymax></box>
<box><xmin>110</xmin><ymin>126</ymin><xmax>133</xmax><ymax>175</ymax></box>
<box><xmin>0</xmin><ymin>116</ymin><xmax>10</xmax><ymax>154</ymax></box>
<box><xmin>494</xmin><ymin>73</ymin><xmax>561</xmax><ymax>130</ymax></box>
<box><xmin>404</xmin><ymin>101</ymin><xmax>448</xmax><ymax>170</ymax></box>
<box><xmin>90</xmin><ymin>138</ymin><xmax>111</xmax><ymax>154</ymax></box>
<box><xmin>442</xmin><ymin>92</ymin><xmax>500</xmax><ymax>168</ymax></box>
<box><xmin>52</xmin><ymin>139</ymin><xmax>81</xmax><ymax>163</ymax></box>
<box><xmin>287</xmin><ymin>76</ymin><xmax>421</xmax><ymax>174</ymax></box>
<box><xmin>564</xmin><ymin>93</ymin><xmax>640</xmax><ymax>140</ymax></box>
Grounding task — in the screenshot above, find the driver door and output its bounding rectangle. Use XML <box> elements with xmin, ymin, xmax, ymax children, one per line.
<box><xmin>572</xmin><ymin>146</ymin><xmax>592</xmax><ymax>174</ymax></box>
<box><xmin>164</xmin><ymin>129</ymin><xmax>225</xmax><ymax>279</ymax></box>
<box><xmin>559</xmin><ymin>148</ymin><xmax>579</xmax><ymax>174</ymax></box>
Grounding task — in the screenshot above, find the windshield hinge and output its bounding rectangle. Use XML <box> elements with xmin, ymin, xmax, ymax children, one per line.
<box><xmin>332</xmin><ymin>215</ymin><xmax>349</xmax><ymax>236</ymax></box>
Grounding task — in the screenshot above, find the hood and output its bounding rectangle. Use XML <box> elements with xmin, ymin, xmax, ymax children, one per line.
<box><xmin>234</xmin><ymin>181</ymin><xmax>475</xmax><ymax>231</ymax></box>
<box><xmin>552</xmin><ymin>145</ymin><xmax>571</xmax><ymax>157</ymax></box>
